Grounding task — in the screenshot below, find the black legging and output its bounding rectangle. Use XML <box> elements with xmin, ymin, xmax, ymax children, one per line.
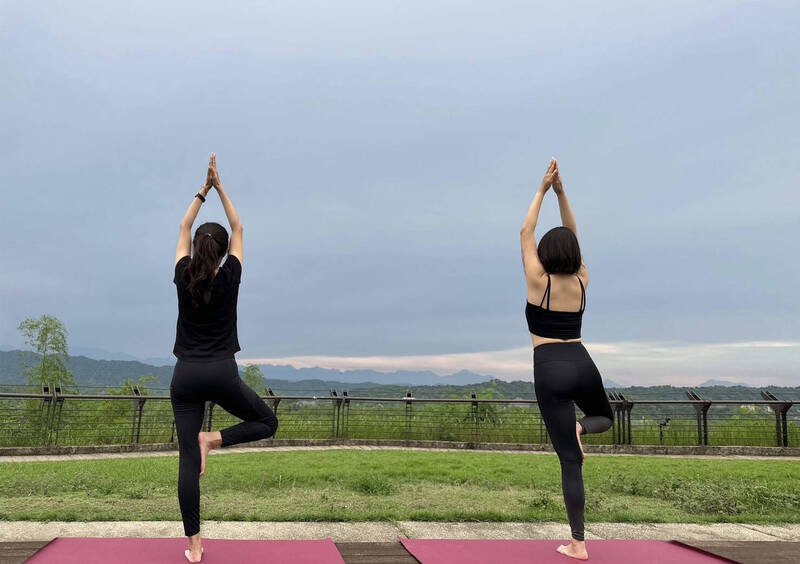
<box><xmin>533</xmin><ymin>342</ymin><xmax>613</xmax><ymax>541</ymax></box>
<box><xmin>170</xmin><ymin>357</ymin><xmax>279</xmax><ymax>537</ymax></box>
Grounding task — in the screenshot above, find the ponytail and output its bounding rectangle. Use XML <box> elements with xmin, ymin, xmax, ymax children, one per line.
<box><xmin>185</xmin><ymin>222</ymin><xmax>229</xmax><ymax>308</ymax></box>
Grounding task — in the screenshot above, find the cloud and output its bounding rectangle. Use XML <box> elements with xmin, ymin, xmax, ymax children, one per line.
<box><xmin>240</xmin><ymin>340</ymin><xmax>800</xmax><ymax>387</ymax></box>
<box><xmin>241</xmin><ymin>348</ymin><xmax>535</xmax><ymax>379</ymax></box>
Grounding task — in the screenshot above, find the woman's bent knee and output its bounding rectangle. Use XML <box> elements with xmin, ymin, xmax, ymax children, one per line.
<box><xmin>597</xmin><ymin>415</ymin><xmax>613</xmax><ymax>433</ymax></box>
<box><xmin>579</xmin><ymin>415</ymin><xmax>613</xmax><ymax>434</ymax></box>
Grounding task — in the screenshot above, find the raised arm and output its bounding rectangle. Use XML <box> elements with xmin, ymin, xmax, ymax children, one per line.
<box><xmin>207</xmin><ymin>153</ymin><xmax>243</xmax><ymax>265</ymax></box>
<box><xmin>175</xmin><ymin>180</ymin><xmax>211</xmax><ymax>266</ymax></box>
<box><xmin>521</xmin><ymin>158</ymin><xmax>557</xmax><ymax>286</ymax></box>
<box><xmin>552</xmin><ymin>163</ymin><xmax>577</xmax><ymax>236</ymax></box>
<box><xmin>552</xmin><ymin>162</ymin><xmax>587</xmax><ymax>281</ymax></box>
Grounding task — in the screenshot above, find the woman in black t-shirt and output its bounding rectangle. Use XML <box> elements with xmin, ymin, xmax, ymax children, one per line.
<box><xmin>170</xmin><ymin>153</ymin><xmax>278</xmax><ymax>563</ymax></box>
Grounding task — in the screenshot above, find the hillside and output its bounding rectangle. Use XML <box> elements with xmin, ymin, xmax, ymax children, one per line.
<box><xmin>1</xmin><ymin>349</ymin><xmax>798</xmax><ymax>401</ymax></box>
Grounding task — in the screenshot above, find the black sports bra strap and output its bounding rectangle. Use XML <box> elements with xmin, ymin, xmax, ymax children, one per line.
<box><xmin>577</xmin><ymin>275</ymin><xmax>585</xmax><ymax>312</ymax></box>
<box><xmin>539</xmin><ymin>275</ymin><xmax>551</xmax><ymax>309</ymax></box>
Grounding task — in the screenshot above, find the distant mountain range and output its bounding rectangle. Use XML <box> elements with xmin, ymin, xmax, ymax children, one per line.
<box><xmin>2</xmin><ymin>349</ymin><xmax>798</xmax><ymax>401</ymax></box>
<box><xmin>0</xmin><ymin>345</ymin><xmax>629</xmax><ymax>388</ymax></box>
<box><xmin>0</xmin><ymin>348</ymin><xmax>491</xmax><ymax>388</ymax></box>
<box><xmin>252</xmin><ymin>364</ymin><xmax>491</xmax><ymax>386</ymax></box>
<box><xmin>0</xmin><ymin>346</ymin><xmax>772</xmax><ymax>392</ymax></box>
<box><xmin>0</xmin><ymin>344</ymin><xmax>174</xmax><ymax>367</ymax></box>
<box><xmin>0</xmin><ymin>350</ymin><xmax>176</xmax><ymax>389</ymax></box>
<box><xmin>699</xmin><ymin>379</ymin><xmax>751</xmax><ymax>387</ymax></box>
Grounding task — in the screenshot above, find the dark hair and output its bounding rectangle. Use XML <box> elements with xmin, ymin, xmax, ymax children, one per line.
<box><xmin>537</xmin><ymin>226</ymin><xmax>582</xmax><ymax>274</ymax></box>
<box><xmin>185</xmin><ymin>222</ymin><xmax>229</xmax><ymax>308</ymax></box>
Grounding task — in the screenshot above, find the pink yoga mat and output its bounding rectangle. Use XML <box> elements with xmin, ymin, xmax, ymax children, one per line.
<box><xmin>399</xmin><ymin>539</ymin><xmax>735</xmax><ymax>564</ymax></box>
<box><xmin>26</xmin><ymin>537</ymin><xmax>345</xmax><ymax>564</ymax></box>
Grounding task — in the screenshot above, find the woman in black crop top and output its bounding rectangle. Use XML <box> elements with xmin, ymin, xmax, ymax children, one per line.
<box><xmin>170</xmin><ymin>154</ymin><xmax>278</xmax><ymax>562</ymax></box>
<box><xmin>520</xmin><ymin>158</ymin><xmax>613</xmax><ymax>561</ymax></box>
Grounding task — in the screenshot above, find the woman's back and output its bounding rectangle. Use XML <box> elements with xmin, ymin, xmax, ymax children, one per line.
<box><xmin>528</xmin><ymin>273</ymin><xmax>586</xmax><ymax>311</ymax></box>
<box><xmin>526</xmin><ymin>273</ymin><xmax>587</xmax><ymax>347</ymax></box>
<box><xmin>173</xmin><ymin>254</ymin><xmax>242</xmax><ymax>362</ymax></box>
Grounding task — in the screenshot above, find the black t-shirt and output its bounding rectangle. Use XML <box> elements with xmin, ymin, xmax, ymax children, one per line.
<box><xmin>172</xmin><ymin>254</ymin><xmax>242</xmax><ymax>362</ymax></box>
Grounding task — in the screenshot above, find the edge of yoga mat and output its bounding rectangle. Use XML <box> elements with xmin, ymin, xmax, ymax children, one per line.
<box><xmin>398</xmin><ymin>538</ymin><xmax>737</xmax><ymax>564</ymax></box>
<box><xmin>669</xmin><ymin>540</ymin><xmax>741</xmax><ymax>563</ymax></box>
<box><xmin>23</xmin><ymin>537</ymin><xmax>58</xmax><ymax>563</ymax></box>
<box><xmin>24</xmin><ymin>537</ymin><xmax>346</xmax><ymax>564</ymax></box>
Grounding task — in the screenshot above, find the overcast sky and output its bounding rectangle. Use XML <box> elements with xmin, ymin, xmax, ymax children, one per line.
<box><xmin>2</xmin><ymin>1</ymin><xmax>798</xmax><ymax>385</ymax></box>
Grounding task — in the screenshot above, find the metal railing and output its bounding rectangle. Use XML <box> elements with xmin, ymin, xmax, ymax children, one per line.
<box><xmin>0</xmin><ymin>385</ymin><xmax>797</xmax><ymax>449</ymax></box>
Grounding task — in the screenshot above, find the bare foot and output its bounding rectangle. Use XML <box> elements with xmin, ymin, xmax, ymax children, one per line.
<box><xmin>576</xmin><ymin>422</ymin><xmax>585</xmax><ymax>463</ymax></box>
<box><xmin>197</xmin><ymin>432</ymin><xmax>221</xmax><ymax>478</ymax></box>
<box><xmin>557</xmin><ymin>540</ymin><xmax>588</xmax><ymax>560</ymax></box>
<box><xmin>184</xmin><ymin>546</ymin><xmax>203</xmax><ymax>562</ymax></box>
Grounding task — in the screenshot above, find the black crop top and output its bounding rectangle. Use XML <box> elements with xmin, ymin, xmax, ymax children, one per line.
<box><xmin>525</xmin><ymin>274</ymin><xmax>585</xmax><ymax>340</ymax></box>
<box><xmin>173</xmin><ymin>254</ymin><xmax>242</xmax><ymax>362</ymax></box>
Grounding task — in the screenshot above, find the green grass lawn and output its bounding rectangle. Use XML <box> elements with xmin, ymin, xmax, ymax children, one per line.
<box><xmin>1</xmin><ymin>450</ymin><xmax>798</xmax><ymax>524</ymax></box>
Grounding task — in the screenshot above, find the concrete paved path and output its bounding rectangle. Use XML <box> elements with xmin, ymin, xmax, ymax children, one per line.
<box><xmin>1</xmin><ymin>521</ymin><xmax>798</xmax><ymax>542</ymax></box>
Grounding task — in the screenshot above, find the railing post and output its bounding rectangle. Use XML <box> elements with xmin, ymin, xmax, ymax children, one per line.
<box><xmin>613</xmin><ymin>392</ymin><xmax>631</xmax><ymax>445</ymax></box>
<box><xmin>607</xmin><ymin>392</ymin><xmax>619</xmax><ymax>445</ymax></box>
<box><xmin>136</xmin><ymin>396</ymin><xmax>146</xmax><ymax>443</ymax></box>
<box><xmin>130</xmin><ymin>386</ymin><xmax>141</xmax><ymax>444</ymax></box>
<box><xmin>129</xmin><ymin>386</ymin><xmax>146</xmax><ymax>444</ymax></box>
<box><xmin>266</xmin><ymin>388</ymin><xmax>280</xmax><ymax>412</ymax></box>
<box><xmin>625</xmin><ymin>398</ymin><xmax>633</xmax><ymax>445</ymax></box>
<box><xmin>266</xmin><ymin>388</ymin><xmax>280</xmax><ymax>439</ymax></box>
<box><xmin>471</xmin><ymin>393</ymin><xmax>479</xmax><ymax>443</ymax></box>
<box><xmin>611</xmin><ymin>404</ymin><xmax>616</xmax><ymax>445</ymax></box>
<box><xmin>608</xmin><ymin>392</ymin><xmax>624</xmax><ymax>445</ymax></box>
<box><xmin>39</xmin><ymin>383</ymin><xmax>52</xmax><ymax>447</ymax></box>
<box><xmin>686</xmin><ymin>390</ymin><xmax>710</xmax><ymax>446</ymax></box>
<box><xmin>330</xmin><ymin>390</ymin><xmax>340</xmax><ymax>439</ymax></box>
<box><xmin>45</xmin><ymin>382</ymin><xmax>58</xmax><ymax>447</ymax></box>
<box><xmin>342</xmin><ymin>391</ymin><xmax>350</xmax><ymax>439</ymax></box>
<box><xmin>761</xmin><ymin>391</ymin><xmax>792</xmax><ymax>447</ymax></box>
<box><xmin>658</xmin><ymin>417</ymin><xmax>671</xmax><ymax>445</ymax></box>
<box><xmin>404</xmin><ymin>391</ymin><xmax>412</xmax><ymax>442</ymax></box>
<box><xmin>130</xmin><ymin>387</ymin><xmax>137</xmax><ymax>444</ymax></box>
<box><xmin>52</xmin><ymin>384</ymin><xmax>64</xmax><ymax>447</ymax></box>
